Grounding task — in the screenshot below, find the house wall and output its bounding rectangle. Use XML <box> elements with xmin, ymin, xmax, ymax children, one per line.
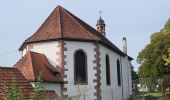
<box><xmin>31</xmin><ymin>82</ymin><xmax>61</xmax><ymax>96</ymax></box>
<box><xmin>22</xmin><ymin>41</ymin><xmax>60</xmax><ymax>67</ymax></box>
<box><xmin>100</xmin><ymin>44</ymin><xmax>122</xmax><ymax>100</ymax></box>
<box><xmin>64</xmin><ymin>41</ymin><xmax>97</xmax><ymax>100</ymax></box>
<box><xmin>99</xmin><ymin>44</ymin><xmax>132</xmax><ymax>100</ymax></box>
<box><xmin>22</xmin><ymin>40</ymin><xmax>132</xmax><ymax>100</ymax></box>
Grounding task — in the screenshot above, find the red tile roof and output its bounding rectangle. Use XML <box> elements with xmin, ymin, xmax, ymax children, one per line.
<box><xmin>0</xmin><ymin>67</ymin><xmax>33</xmax><ymax>99</ymax></box>
<box><xmin>19</xmin><ymin>5</ymin><xmax>132</xmax><ymax>58</ymax></box>
<box><xmin>14</xmin><ymin>51</ymin><xmax>62</xmax><ymax>83</ymax></box>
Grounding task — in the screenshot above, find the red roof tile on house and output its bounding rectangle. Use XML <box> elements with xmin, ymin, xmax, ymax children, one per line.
<box><xmin>0</xmin><ymin>67</ymin><xmax>33</xmax><ymax>99</ymax></box>
<box><xmin>19</xmin><ymin>5</ymin><xmax>132</xmax><ymax>58</ymax></box>
<box><xmin>14</xmin><ymin>51</ymin><xmax>62</xmax><ymax>83</ymax></box>
<box><xmin>24</xmin><ymin>5</ymin><xmax>99</xmax><ymax>43</ymax></box>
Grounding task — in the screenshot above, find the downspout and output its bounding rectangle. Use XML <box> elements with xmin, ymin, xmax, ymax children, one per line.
<box><xmin>120</xmin><ymin>56</ymin><xmax>124</xmax><ymax>100</ymax></box>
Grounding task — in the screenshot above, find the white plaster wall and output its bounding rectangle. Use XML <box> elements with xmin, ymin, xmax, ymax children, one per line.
<box><xmin>100</xmin><ymin>44</ymin><xmax>132</xmax><ymax>100</ymax></box>
<box><xmin>64</xmin><ymin>41</ymin><xmax>96</xmax><ymax>100</ymax></box>
<box><xmin>31</xmin><ymin>82</ymin><xmax>61</xmax><ymax>96</ymax></box>
<box><xmin>22</xmin><ymin>40</ymin><xmax>132</xmax><ymax>100</ymax></box>
<box><xmin>121</xmin><ymin>57</ymin><xmax>129</xmax><ymax>99</ymax></box>
<box><xmin>23</xmin><ymin>48</ymin><xmax>27</xmax><ymax>56</ymax></box>
<box><xmin>22</xmin><ymin>41</ymin><xmax>59</xmax><ymax>67</ymax></box>
<box><xmin>121</xmin><ymin>56</ymin><xmax>133</xmax><ymax>99</ymax></box>
<box><xmin>100</xmin><ymin>44</ymin><xmax>123</xmax><ymax>100</ymax></box>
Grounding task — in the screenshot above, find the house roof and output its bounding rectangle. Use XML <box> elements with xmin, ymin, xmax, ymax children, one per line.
<box><xmin>0</xmin><ymin>67</ymin><xmax>33</xmax><ymax>99</ymax></box>
<box><xmin>19</xmin><ymin>5</ymin><xmax>132</xmax><ymax>59</ymax></box>
<box><xmin>14</xmin><ymin>51</ymin><xmax>62</xmax><ymax>83</ymax></box>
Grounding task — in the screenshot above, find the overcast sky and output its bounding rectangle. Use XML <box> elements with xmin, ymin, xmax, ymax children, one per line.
<box><xmin>0</xmin><ymin>0</ymin><xmax>170</xmax><ymax>70</ymax></box>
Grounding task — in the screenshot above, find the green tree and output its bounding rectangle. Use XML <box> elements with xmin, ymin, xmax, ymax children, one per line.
<box><xmin>131</xmin><ymin>66</ymin><xmax>139</xmax><ymax>81</ymax></box>
<box><xmin>32</xmin><ymin>75</ymin><xmax>45</xmax><ymax>100</ymax></box>
<box><xmin>162</xmin><ymin>48</ymin><xmax>170</xmax><ymax>65</ymax></box>
<box><xmin>137</xmin><ymin>19</ymin><xmax>170</xmax><ymax>92</ymax></box>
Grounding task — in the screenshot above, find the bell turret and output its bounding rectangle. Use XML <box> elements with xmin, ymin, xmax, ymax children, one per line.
<box><xmin>96</xmin><ymin>15</ymin><xmax>106</xmax><ymax>36</ymax></box>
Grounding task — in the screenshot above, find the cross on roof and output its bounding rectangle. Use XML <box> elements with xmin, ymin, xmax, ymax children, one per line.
<box><xmin>99</xmin><ymin>10</ymin><xmax>102</xmax><ymax>17</ymax></box>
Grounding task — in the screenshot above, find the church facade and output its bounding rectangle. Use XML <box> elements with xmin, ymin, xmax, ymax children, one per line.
<box><xmin>14</xmin><ymin>5</ymin><xmax>133</xmax><ymax>100</ymax></box>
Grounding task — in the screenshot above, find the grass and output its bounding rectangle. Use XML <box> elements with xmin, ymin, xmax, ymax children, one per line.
<box><xmin>144</xmin><ymin>92</ymin><xmax>162</xmax><ymax>97</ymax></box>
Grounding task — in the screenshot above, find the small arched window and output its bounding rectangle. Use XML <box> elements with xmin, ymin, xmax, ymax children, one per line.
<box><xmin>117</xmin><ymin>59</ymin><xmax>121</xmax><ymax>86</ymax></box>
<box><xmin>74</xmin><ymin>50</ymin><xmax>87</xmax><ymax>84</ymax></box>
<box><xmin>106</xmin><ymin>54</ymin><xmax>111</xmax><ymax>85</ymax></box>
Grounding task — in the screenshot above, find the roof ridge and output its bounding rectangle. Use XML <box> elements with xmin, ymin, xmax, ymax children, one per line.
<box><xmin>58</xmin><ymin>6</ymin><xmax>63</xmax><ymax>38</ymax></box>
<box><xmin>13</xmin><ymin>51</ymin><xmax>30</xmax><ymax>67</ymax></box>
<box><xmin>62</xmin><ymin>7</ymin><xmax>99</xmax><ymax>39</ymax></box>
<box><xmin>25</xmin><ymin>7</ymin><xmax>59</xmax><ymax>43</ymax></box>
<box><xmin>13</xmin><ymin>51</ymin><xmax>36</xmax><ymax>79</ymax></box>
<box><xmin>29</xmin><ymin>51</ymin><xmax>38</xmax><ymax>80</ymax></box>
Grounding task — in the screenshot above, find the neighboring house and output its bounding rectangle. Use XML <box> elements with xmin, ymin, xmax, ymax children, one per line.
<box><xmin>0</xmin><ymin>67</ymin><xmax>33</xmax><ymax>99</ymax></box>
<box><xmin>14</xmin><ymin>51</ymin><xmax>62</xmax><ymax>96</ymax></box>
<box><xmin>13</xmin><ymin>5</ymin><xmax>132</xmax><ymax>100</ymax></box>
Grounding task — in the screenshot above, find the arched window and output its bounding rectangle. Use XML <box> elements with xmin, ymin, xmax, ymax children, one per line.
<box><xmin>106</xmin><ymin>54</ymin><xmax>111</xmax><ymax>85</ymax></box>
<box><xmin>117</xmin><ymin>59</ymin><xmax>121</xmax><ymax>86</ymax></box>
<box><xmin>74</xmin><ymin>50</ymin><xmax>87</xmax><ymax>84</ymax></box>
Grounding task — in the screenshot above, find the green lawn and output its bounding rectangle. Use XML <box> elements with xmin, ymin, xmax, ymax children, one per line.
<box><xmin>134</xmin><ymin>92</ymin><xmax>170</xmax><ymax>100</ymax></box>
<box><xmin>144</xmin><ymin>92</ymin><xmax>162</xmax><ymax>97</ymax></box>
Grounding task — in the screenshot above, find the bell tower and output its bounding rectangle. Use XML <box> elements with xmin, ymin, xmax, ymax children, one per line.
<box><xmin>96</xmin><ymin>11</ymin><xmax>106</xmax><ymax>36</ymax></box>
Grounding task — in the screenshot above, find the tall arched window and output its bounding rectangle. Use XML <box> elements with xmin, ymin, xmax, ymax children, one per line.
<box><xmin>106</xmin><ymin>54</ymin><xmax>111</xmax><ymax>85</ymax></box>
<box><xmin>117</xmin><ymin>59</ymin><xmax>121</xmax><ymax>86</ymax></box>
<box><xmin>74</xmin><ymin>50</ymin><xmax>87</xmax><ymax>84</ymax></box>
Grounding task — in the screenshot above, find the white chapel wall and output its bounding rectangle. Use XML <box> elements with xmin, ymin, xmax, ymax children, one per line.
<box><xmin>22</xmin><ymin>40</ymin><xmax>132</xmax><ymax>100</ymax></box>
<box><xmin>99</xmin><ymin>44</ymin><xmax>131</xmax><ymax>100</ymax></box>
<box><xmin>121</xmin><ymin>56</ymin><xmax>132</xmax><ymax>99</ymax></box>
<box><xmin>64</xmin><ymin>41</ymin><xmax>97</xmax><ymax>100</ymax></box>
<box><xmin>99</xmin><ymin>44</ymin><xmax>123</xmax><ymax>100</ymax></box>
<box><xmin>22</xmin><ymin>41</ymin><xmax>60</xmax><ymax>67</ymax></box>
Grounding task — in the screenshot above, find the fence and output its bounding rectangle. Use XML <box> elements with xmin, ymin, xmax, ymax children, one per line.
<box><xmin>131</xmin><ymin>76</ymin><xmax>170</xmax><ymax>100</ymax></box>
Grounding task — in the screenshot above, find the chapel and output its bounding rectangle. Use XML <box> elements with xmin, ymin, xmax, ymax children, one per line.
<box><xmin>13</xmin><ymin>5</ymin><xmax>133</xmax><ymax>100</ymax></box>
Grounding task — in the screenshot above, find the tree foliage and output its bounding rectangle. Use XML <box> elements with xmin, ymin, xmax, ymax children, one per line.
<box><xmin>131</xmin><ymin>66</ymin><xmax>139</xmax><ymax>81</ymax></box>
<box><xmin>162</xmin><ymin>48</ymin><xmax>170</xmax><ymax>65</ymax></box>
<box><xmin>137</xmin><ymin>19</ymin><xmax>170</xmax><ymax>78</ymax></box>
<box><xmin>32</xmin><ymin>75</ymin><xmax>45</xmax><ymax>100</ymax></box>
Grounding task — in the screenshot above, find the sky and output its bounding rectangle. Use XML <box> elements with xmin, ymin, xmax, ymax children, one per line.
<box><xmin>0</xmin><ymin>0</ymin><xmax>170</xmax><ymax>71</ymax></box>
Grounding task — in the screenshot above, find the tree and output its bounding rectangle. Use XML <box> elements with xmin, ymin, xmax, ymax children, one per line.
<box><xmin>32</xmin><ymin>75</ymin><xmax>45</xmax><ymax>100</ymax></box>
<box><xmin>137</xmin><ymin>19</ymin><xmax>170</xmax><ymax>78</ymax></box>
<box><xmin>131</xmin><ymin>66</ymin><xmax>139</xmax><ymax>81</ymax></box>
<box><xmin>137</xmin><ymin>19</ymin><xmax>170</xmax><ymax>93</ymax></box>
<box><xmin>162</xmin><ymin>48</ymin><xmax>170</xmax><ymax>65</ymax></box>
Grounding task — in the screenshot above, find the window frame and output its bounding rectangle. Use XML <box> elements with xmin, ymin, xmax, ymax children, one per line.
<box><xmin>106</xmin><ymin>54</ymin><xmax>111</xmax><ymax>85</ymax></box>
<box><xmin>117</xmin><ymin>59</ymin><xmax>121</xmax><ymax>86</ymax></box>
<box><xmin>74</xmin><ymin>49</ymin><xmax>88</xmax><ymax>85</ymax></box>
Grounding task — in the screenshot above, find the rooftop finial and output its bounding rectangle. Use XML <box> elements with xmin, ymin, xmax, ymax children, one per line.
<box><xmin>99</xmin><ymin>10</ymin><xmax>102</xmax><ymax>18</ymax></box>
<box><xmin>96</xmin><ymin>10</ymin><xmax>106</xmax><ymax>36</ymax></box>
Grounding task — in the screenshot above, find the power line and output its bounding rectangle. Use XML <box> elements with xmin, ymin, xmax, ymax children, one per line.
<box><xmin>0</xmin><ymin>50</ymin><xmax>18</xmax><ymax>57</ymax></box>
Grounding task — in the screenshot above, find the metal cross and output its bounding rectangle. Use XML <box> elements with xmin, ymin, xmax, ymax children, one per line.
<box><xmin>99</xmin><ymin>10</ymin><xmax>102</xmax><ymax>17</ymax></box>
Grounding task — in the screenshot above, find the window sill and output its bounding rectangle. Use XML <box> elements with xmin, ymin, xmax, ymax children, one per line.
<box><xmin>74</xmin><ymin>82</ymin><xmax>88</xmax><ymax>85</ymax></box>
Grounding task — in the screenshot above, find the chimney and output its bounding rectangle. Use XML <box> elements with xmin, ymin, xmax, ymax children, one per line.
<box><xmin>122</xmin><ymin>37</ymin><xmax>127</xmax><ymax>54</ymax></box>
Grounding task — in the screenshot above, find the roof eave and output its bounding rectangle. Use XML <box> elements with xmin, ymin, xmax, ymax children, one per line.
<box><xmin>128</xmin><ymin>56</ymin><xmax>133</xmax><ymax>61</ymax></box>
<box><xmin>19</xmin><ymin>41</ymin><xmax>27</xmax><ymax>51</ymax></box>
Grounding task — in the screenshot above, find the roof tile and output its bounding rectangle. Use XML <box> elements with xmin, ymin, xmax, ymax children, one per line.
<box><xmin>19</xmin><ymin>5</ymin><xmax>132</xmax><ymax>58</ymax></box>
<box><xmin>0</xmin><ymin>67</ymin><xmax>33</xmax><ymax>99</ymax></box>
<box><xmin>14</xmin><ymin>51</ymin><xmax>62</xmax><ymax>83</ymax></box>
